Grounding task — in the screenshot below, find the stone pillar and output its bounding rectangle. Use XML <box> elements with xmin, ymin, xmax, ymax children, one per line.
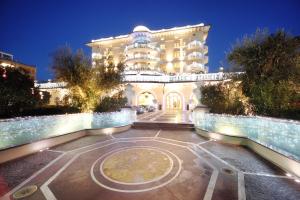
<box><xmin>193</xmin><ymin>82</ymin><xmax>204</xmax><ymax>106</ymax></box>
<box><xmin>124</xmin><ymin>84</ymin><xmax>135</xmax><ymax>107</ymax></box>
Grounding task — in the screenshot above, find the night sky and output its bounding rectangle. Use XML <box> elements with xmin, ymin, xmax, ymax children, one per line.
<box><xmin>1</xmin><ymin>0</ymin><xmax>299</xmax><ymax>81</ymax></box>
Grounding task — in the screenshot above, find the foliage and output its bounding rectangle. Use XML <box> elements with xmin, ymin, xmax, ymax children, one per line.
<box><xmin>201</xmin><ymin>81</ymin><xmax>251</xmax><ymax>115</ymax></box>
<box><xmin>94</xmin><ymin>56</ymin><xmax>124</xmax><ymax>93</ymax></box>
<box><xmin>38</xmin><ymin>91</ymin><xmax>51</xmax><ymax>106</ymax></box>
<box><xmin>51</xmin><ymin>47</ymin><xmax>96</xmax><ymax>112</ymax></box>
<box><xmin>51</xmin><ymin>46</ymin><xmax>124</xmax><ymax>112</ymax></box>
<box><xmin>21</xmin><ymin>105</ymin><xmax>80</xmax><ymax>116</ymax></box>
<box><xmin>0</xmin><ymin>67</ymin><xmax>48</xmax><ymax>118</ymax></box>
<box><xmin>95</xmin><ymin>92</ymin><xmax>127</xmax><ymax>112</ymax></box>
<box><xmin>226</xmin><ymin>29</ymin><xmax>300</xmax><ymax>119</ymax></box>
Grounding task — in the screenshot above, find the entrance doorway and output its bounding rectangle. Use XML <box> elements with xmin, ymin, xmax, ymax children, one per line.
<box><xmin>166</xmin><ymin>92</ymin><xmax>182</xmax><ymax>110</ymax></box>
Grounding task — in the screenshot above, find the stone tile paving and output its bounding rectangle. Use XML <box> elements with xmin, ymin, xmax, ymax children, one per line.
<box><xmin>201</xmin><ymin>141</ymin><xmax>284</xmax><ymax>175</ymax></box>
<box><xmin>159</xmin><ymin>130</ymin><xmax>207</xmax><ymax>143</ymax></box>
<box><xmin>114</xmin><ymin>128</ymin><xmax>159</xmax><ymax>138</ymax></box>
<box><xmin>53</xmin><ymin>134</ymin><xmax>111</xmax><ymax>152</ymax></box>
<box><xmin>244</xmin><ymin>175</ymin><xmax>300</xmax><ymax>200</ymax></box>
<box><xmin>0</xmin><ymin>150</ymin><xmax>60</xmax><ymax>197</ymax></box>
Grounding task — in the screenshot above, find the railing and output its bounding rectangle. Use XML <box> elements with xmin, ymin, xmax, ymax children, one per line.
<box><xmin>187</xmin><ymin>41</ymin><xmax>206</xmax><ymax>50</ymax></box>
<box><xmin>125</xmin><ymin>55</ymin><xmax>160</xmax><ymax>62</ymax></box>
<box><xmin>35</xmin><ymin>72</ymin><xmax>241</xmax><ymax>87</ymax></box>
<box><xmin>187</xmin><ymin>52</ymin><xmax>208</xmax><ymax>62</ymax></box>
<box><xmin>123</xmin><ymin>72</ymin><xmax>227</xmax><ymax>82</ymax></box>
<box><xmin>125</xmin><ymin>43</ymin><xmax>159</xmax><ymax>51</ymax></box>
<box><xmin>35</xmin><ymin>82</ymin><xmax>67</xmax><ymax>89</ymax></box>
<box><xmin>186</xmin><ymin>63</ymin><xmax>207</xmax><ymax>72</ymax></box>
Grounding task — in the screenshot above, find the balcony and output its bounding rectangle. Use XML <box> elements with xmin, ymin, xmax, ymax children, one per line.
<box><xmin>187</xmin><ymin>52</ymin><xmax>208</xmax><ymax>63</ymax></box>
<box><xmin>187</xmin><ymin>41</ymin><xmax>208</xmax><ymax>54</ymax></box>
<box><xmin>125</xmin><ymin>54</ymin><xmax>160</xmax><ymax>64</ymax></box>
<box><xmin>186</xmin><ymin>62</ymin><xmax>208</xmax><ymax>73</ymax></box>
<box><xmin>123</xmin><ymin>72</ymin><xmax>229</xmax><ymax>83</ymax></box>
<box><xmin>125</xmin><ymin>43</ymin><xmax>160</xmax><ymax>53</ymax></box>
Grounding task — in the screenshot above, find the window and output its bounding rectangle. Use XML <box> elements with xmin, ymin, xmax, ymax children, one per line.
<box><xmin>174</xmin><ymin>51</ymin><xmax>180</xmax><ymax>58</ymax></box>
<box><xmin>174</xmin><ymin>62</ymin><xmax>179</xmax><ymax>68</ymax></box>
<box><xmin>174</xmin><ymin>42</ymin><xmax>180</xmax><ymax>48</ymax></box>
<box><xmin>160</xmin><ymin>44</ymin><xmax>165</xmax><ymax>49</ymax></box>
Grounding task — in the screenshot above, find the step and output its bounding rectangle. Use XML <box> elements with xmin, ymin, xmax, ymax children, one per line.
<box><xmin>132</xmin><ymin>122</ymin><xmax>195</xmax><ymax>130</ymax></box>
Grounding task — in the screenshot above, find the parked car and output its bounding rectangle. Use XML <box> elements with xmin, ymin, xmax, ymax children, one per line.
<box><xmin>133</xmin><ymin>106</ymin><xmax>145</xmax><ymax>115</ymax></box>
<box><xmin>140</xmin><ymin>105</ymin><xmax>156</xmax><ymax>112</ymax></box>
<box><xmin>147</xmin><ymin>106</ymin><xmax>156</xmax><ymax>112</ymax></box>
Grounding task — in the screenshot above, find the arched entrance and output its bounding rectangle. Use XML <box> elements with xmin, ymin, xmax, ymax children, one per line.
<box><xmin>138</xmin><ymin>92</ymin><xmax>156</xmax><ymax>106</ymax></box>
<box><xmin>166</xmin><ymin>92</ymin><xmax>182</xmax><ymax>110</ymax></box>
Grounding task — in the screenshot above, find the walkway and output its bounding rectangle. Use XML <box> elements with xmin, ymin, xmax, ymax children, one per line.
<box><xmin>0</xmin><ymin>112</ymin><xmax>299</xmax><ymax>200</ymax></box>
<box><xmin>137</xmin><ymin>111</ymin><xmax>192</xmax><ymax>123</ymax></box>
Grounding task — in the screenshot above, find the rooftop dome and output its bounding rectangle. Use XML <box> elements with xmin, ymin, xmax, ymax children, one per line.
<box><xmin>133</xmin><ymin>25</ymin><xmax>150</xmax><ymax>32</ymax></box>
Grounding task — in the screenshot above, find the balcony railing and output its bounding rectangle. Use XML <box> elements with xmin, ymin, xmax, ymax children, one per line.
<box><xmin>35</xmin><ymin>82</ymin><xmax>67</xmax><ymax>89</ymax></box>
<box><xmin>125</xmin><ymin>55</ymin><xmax>160</xmax><ymax>62</ymax></box>
<box><xmin>187</xmin><ymin>40</ymin><xmax>208</xmax><ymax>53</ymax></box>
<box><xmin>187</xmin><ymin>52</ymin><xmax>208</xmax><ymax>62</ymax></box>
<box><xmin>35</xmin><ymin>72</ymin><xmax>243</xmax><ymax>88</ymax></box>
<box><xmin>125</xmin><ymin>43</ymin><xmax>159</xmax><ymax>52</ymax></box>
<box><xmin>123</xmin><ymin>72</ymin><xmax>229</xmax><ymax>82</ymax></box>
<box><xmin>186</xmin><ymin>63</ymin><xmax>207</xmax><ymax>72</ymax></box>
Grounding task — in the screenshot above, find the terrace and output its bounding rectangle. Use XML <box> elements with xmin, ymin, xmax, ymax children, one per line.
<box><xmin>0</xmin><ymin>110</ymin><xmax>299</xmax><ymax>200</ymax></box>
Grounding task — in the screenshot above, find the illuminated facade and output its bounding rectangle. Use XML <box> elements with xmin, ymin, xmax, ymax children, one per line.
<box><xmin>87</xmin><ymin>23</ymin><xmax>222</xmax><ymax>111</ymax></box>
<box><xmin>37</xmin><ymin>24</ymin><xmax>227</xmax><ymax>110</ymax></box>
<box><xmin>87</xmin><ymin>24</ymin><xmax>209</xmax><ymax>74</ymax></box>
<box><xmin>0</xmin><ymin>51</ymin><xmax>36</xmax><ymax>79</ymax></box>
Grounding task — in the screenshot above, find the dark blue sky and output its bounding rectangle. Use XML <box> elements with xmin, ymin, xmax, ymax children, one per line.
<box><xmin>1</xmin><ymin>0</ymin><xmax>299</xmax><ymax>80</ymax></box>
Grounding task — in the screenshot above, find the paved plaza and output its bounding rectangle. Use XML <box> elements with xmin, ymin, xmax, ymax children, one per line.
<box><xmin>0</xmin><ymin>112</ymin><xmax>299</xmax><ymax>200</ymax></box>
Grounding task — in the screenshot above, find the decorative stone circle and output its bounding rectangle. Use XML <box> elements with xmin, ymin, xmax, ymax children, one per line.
<box><xmin>101</xmin><ymin>147</ymin><xmax>173</xmax><ymax>184</ymax></box>
<box><xmin>91</xmin><ymin>146</ymin><xmax>182</xmax><ymax>193</ymax></box>
<box><xmin>13</xmin><ymin>185</ymin><xmax>38</xmax><ymax>199</ymax></box>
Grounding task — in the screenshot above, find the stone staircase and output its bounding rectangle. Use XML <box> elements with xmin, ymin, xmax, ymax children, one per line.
<box><xmin>132</xmin><ymin>122</ymin><xmax>195</xmax><ymax>130</ymax></box>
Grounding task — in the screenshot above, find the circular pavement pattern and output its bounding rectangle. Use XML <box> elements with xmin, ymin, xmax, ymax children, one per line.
<box><xmin>101</xmin><ymin>147</ymin><xmax>173</xmax><ymax>184</ymax></box>
<box><xmin>91</xmin><ymin>146</ymin><xmax>182</xmax><ymax>193</ymax></box>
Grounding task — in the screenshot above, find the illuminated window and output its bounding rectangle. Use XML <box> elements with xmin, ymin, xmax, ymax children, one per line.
<box><xmin>174</xmin><ymin>62</ymin><xmax>180</xmax><ymax>69</ymax></box>
<box><xmin>174</xmin><ymin>42</ymin><xmax>180</xmax><ymax>48</ymax></box>
<box><xmin>173</xmin><ymin>51</ymin><xmax>180</xmax><ymax>58</ymax></box>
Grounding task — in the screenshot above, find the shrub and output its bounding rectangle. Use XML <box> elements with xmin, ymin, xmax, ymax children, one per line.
<box><xmin>95</xmin><ymin>96</ymin><xmax>127</xmax><ymax>112</ymax></box>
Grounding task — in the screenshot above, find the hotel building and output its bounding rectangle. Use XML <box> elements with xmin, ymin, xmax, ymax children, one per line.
<box><xmin>86</xmin><ymin>23</ymin><xmax>224</xmax><ymax>111</ymax></box>
<box><xmin>37</xmin><ymin>23</ymin><xmax>226</xmax><ymax>109</ymax></box>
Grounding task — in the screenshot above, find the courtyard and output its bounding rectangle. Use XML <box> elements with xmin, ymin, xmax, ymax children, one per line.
<box><xmin>0</xmin><ymin>112</ymin><xmax>299</xmax><ymax>200</ymax></box>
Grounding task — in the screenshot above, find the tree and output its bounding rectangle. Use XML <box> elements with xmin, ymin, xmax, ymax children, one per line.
<box><xmin>95</xmin><ymin>92</ymin><xmax>127</xmax><ymax>112</ymax></box>
<box><xmin>201</xmin><ymin>81</ymin><xmax>251</xmax><ymax>115</ymax></box>
<box><xmin>51</xmin><ymin>46</ymin><xmax>124</xmax><ymax>112</ymax></box>
<box><xmin>0</xmin><ymin>67</ymin><xmax>47</xmax><ymax>118</ymax></box>
<box><xmin>227</xmin><ymin>29</ymin><xmax>300</xmax><ymax>118</ymax></box>
<box><xmin>94</xmin><ymin>56</ymin><xmax>124</xmax><ymax>94</ymax></box>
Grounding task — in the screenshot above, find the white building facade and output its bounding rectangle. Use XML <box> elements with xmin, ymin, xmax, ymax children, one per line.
<box><xmin>87</xmin><ymin>24</ymin><xmax>224</xmax><ymax>111</ymax></box>
<box><xmin>37</xmin><ymin>24</ymin><xmax>227</xmax><ymax>110</ymax></box>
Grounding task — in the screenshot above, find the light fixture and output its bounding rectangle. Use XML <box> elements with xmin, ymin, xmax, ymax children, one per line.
<box><xmin>286</xmin><ymin>173</ymin><xmax>292</xmax><ymax>177</ymax></box>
